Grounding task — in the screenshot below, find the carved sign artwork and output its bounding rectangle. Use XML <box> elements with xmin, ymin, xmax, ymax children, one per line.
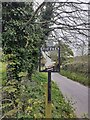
<box><xmin>39</xmin><ymin>46</ymin><xmax>60</xmax><ymax>72</ymax></box>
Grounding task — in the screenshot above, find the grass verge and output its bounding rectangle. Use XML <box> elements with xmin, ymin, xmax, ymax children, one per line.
<box><xmin>19</xmin><ymin>72</ymin><xmax>75</xmax><ymax>119</ymax></box>
<box><xmin>0</xmin><ymin>62</ymin><xmax>7</xmax><ymax>85</ymax></box>
<box><xmin>60</xmin><ymin>69</ymin><xmax>88</xmax><ymax>86</ymax></box>
<box><xmin>1</xmin><ymin>62</ymin><xmax>75</xmax><ymax>119</ymax></box>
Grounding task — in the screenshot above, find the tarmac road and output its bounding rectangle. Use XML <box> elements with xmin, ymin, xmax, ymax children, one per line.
<box><xmin>51</xmin><ymin>73</ymin><xmax>89</xmax><ymax>118</ymax></box>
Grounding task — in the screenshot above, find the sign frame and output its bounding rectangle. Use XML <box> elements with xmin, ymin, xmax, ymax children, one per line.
<box><xmin>39</xmin><ymin>46</ymin><xmax>60</xmax><ymax>73</ymax></box>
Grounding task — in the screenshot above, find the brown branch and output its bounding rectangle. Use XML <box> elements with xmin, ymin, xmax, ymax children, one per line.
<box><xmin>23</xmin><ymin>2</ymin><xmax>45</xmax><ymax>28</ymax></box>
<box><xmin>50</xmin><ymin>27</ymin><xmax>90</xmax><ymax>31</ymax></box>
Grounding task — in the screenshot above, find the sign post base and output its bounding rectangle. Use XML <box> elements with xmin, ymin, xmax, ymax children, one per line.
<box><xmin>45</xmin><ymin>72</ymin><xmax>52</xmax><ymax>119</ymax></box>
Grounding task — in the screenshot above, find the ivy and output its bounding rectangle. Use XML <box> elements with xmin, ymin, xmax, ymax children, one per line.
<box><xmin>2</xmin><ymin>2</ymin><xmax>43</xmax><ymax>81</ymax></box>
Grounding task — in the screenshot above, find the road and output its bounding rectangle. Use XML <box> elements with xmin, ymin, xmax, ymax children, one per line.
<box><xmin>51</xmin><ymin>73</ymin><xmax>89</xmax><ymax>118</ymax></box>
<box><xmin>42</xmin><ymin>50</ymin><xmax>89</xmax><ymax>117</ymax></box>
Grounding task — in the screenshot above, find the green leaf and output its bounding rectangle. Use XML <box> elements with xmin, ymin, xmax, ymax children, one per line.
<box><xmin>3</xmin><ymin>86</ymin><xmax>17</xmax><ymax>93</ymax></box>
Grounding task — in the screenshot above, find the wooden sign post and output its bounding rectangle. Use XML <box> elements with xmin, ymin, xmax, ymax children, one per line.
<box><xmin>39</xmin><ymin>45</ymin><xmax>60</xmax><ymax>119</ymax></box>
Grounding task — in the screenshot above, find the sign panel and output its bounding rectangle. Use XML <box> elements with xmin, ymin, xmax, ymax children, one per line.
<box><xmin>39</xmin><ymin>46</ymin><xmax>60</xmax><ymax>72</ymax></box>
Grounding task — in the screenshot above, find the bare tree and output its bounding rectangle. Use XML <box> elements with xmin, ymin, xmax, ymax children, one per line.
<box><xmin>23</xmin><ymin>1</ymin><xmax>90</xmax><ymax>55</ymax></box>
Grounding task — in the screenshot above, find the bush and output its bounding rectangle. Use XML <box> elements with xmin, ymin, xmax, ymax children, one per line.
<box><xmin>61</xmin><ymin>69</ymin><xmax>88</xmax><ymax>86</ymax></box>
<box><xmin>1</xmin><ymin>68</ymin><xmax>75</xmax><ymax>119</ymax></box>
<box><xmin>62</xmin><ymin>62</ymin><xmax>88</xmax><ymax>76</ymax></box>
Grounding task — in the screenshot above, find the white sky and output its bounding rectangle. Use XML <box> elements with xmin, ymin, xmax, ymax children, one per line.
<box><xmin>1</xmin><ymin>0</ymin><xmax>89</xmax><ymax>3</ymax></box>
<box><xmin>1</xmin><ymin>0</ymin><xmax>88</xmax><ymax>56</ymax></box>
<box><xmin>35</xmin><ymin>0</ymin><xmax>89</xmax><ymax>56</ymax></box>
<box><xmin>36</xmin><ymin>0</ymin><xmax>89</xmax><ymax>4</ymax></box>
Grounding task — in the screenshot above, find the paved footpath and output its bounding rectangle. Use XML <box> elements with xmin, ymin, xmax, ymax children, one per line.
<box><xmin>51</xmin><ymin>73</ymin><xmax>89</xmax><ymax>118</ymax></box>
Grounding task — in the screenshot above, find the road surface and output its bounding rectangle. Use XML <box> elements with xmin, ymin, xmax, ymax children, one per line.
<box><xmin>42</xmin><ymin>50</ymin><xmax>89</xmax><ymax>118</ymax></box>
<box><xmin>51</xmin><ymin>73</ymin><xmax>89</xmax><ymax>118</ymax></box>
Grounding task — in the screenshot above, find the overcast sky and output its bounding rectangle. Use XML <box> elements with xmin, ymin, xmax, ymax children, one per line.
<box><xmin>36</xmin><ymin>0</ymin><xmax>89</xmax><ymax>4</ymax></box>
<box><xmin>35</xmin><ymin>0</ymin><xmax>89</xmax><ymax>56</ymax></box>
<box><xmin>1</xmin><ymin>0</ymin><xmax>89</xmax><ymax>56</ymax></box>
<box><xmin>1</xmin><ymin>0</ymin><xmax>90</xmax><ymax>2</ymax></box>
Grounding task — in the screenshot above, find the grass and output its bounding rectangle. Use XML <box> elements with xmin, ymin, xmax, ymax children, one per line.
<box><xmin>60</xmin><ymin>69</ymin><xmax>89</xmax><ymax>86</ymax></box>
<box><xmin>0</xmin><ymin>62</ymin><xmax>7</xmax><ymax>85</ymax></box>
<box><xmin>61</xmin><ymin>55</ymin><xmax>89</xmax><ymax>86</ymax></box>
<box><xmin>22</xmin><ymin>72</ymin><xmax>76</xmax><ymax>119</ymax></box>
<box><xmin>1</xmin><ymin>61</ymin><xmax>75</xmax><ymax>118</ymax></box>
